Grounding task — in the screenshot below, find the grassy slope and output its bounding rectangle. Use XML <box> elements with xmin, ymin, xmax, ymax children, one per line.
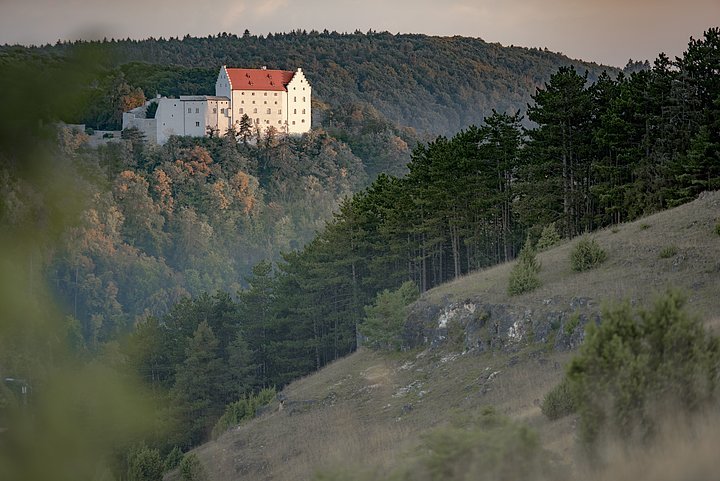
<box><xmin>187</xmin><ymin>191</ymin><xmax>720</xmax><ymax>481</ymax></box>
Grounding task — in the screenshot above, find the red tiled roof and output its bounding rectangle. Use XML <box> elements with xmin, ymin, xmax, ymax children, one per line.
<box><xmin>226</xmin><ymin>68</ymin><xmax>295</xmax><ymax>91</ymax></box>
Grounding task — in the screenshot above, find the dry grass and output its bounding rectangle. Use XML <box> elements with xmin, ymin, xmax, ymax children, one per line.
<box><xmin>580</xmin><ymin>412</ymin><xmax>720</xmax><ymax>481</ymax></box>
<box><xmin>425</xmin><ymin>190</ymin><xmax>720</xmax><ymax>323</ymax></box>
<box><xmin>187</xmin><ymin>192</ymin><xmax>720</xmax><ymax>481</ymax></box>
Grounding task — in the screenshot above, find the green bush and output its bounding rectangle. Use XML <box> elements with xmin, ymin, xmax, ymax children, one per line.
<box><xmin>359</xmin><ymin>281</ymin><xmax>419</xmax><ymax>350</ymax></box>
<box><xmin>212</xmin><ymin>387</ymin><xmax>276</xmax><ymax>439</ymax></box>
<box><xmin>570</xmin><ymin>237</ymin><xmax>607</xmax><ymax>272</ymax></box>
<box><xmin>541</xmin><ymin>377</ymin><xmax>576</xmax><ymax>420</ymax></box>
<box><xmin>180</xmin><ymin>453</ymin><xmax>207</xmax><ymax>481</ymax></box>
<box><xmin>715</xmin><ymin>223</ymin><xmax>720</xmax><ymax>236</ymax></box>
<box><xmin>536</xmin><ymin>222</ymin><xmax>561</xmax><ymax>251</ymax></box>
<box><xmin>127</xmin><ymin>445</ymin><xmax>163</xmax><ymax>481</ymax></box>
<box><xmin>659</xmin><ymin>245</ymin><xmax>678</xmax><ymax>259</ymax></box>
<box><xmin>163</xmin><ymin>446</ymin><xmax>183</xmax><ymax>472</ymax></box>
<box><xmin>553</xmin><ymin>291</ymin><xmax>720</xmax><ymax>446</ymax></box>
<box><xmin>563</xmin><ymin>312</ymin><xmax>580</xmax><ymax>336</ymax></box>
<box><xmin>508</xmin><ymin>243</ymin><xmax>541</xmax><ymax>296</ymax></box>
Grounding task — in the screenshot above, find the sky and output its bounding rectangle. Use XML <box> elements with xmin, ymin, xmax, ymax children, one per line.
<box><xmin>0</xmin><ymin>0</ymin><xmax>717</xmax><ymax>67</ymax></box>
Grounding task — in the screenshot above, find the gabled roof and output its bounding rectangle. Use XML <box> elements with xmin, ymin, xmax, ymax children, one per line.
<box><xmin>225</xmin><ymin>68</ymin><xmax>296</xmax><ymax>92</ymax></box>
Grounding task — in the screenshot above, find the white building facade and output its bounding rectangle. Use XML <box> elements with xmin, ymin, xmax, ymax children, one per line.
<box><xmin>216</xmin><ymin>66</ymin><xmax>312</xmax><ymax>135</ymax></box>
<box><xmin>122</xmin><ymin>66</ymin><xmax>312</xmax><ymax>144</ymax></box>
<box><xmin>123</xmin><ymin>95</ymin><xmax>231</xmax><ymax>144</ymax></box>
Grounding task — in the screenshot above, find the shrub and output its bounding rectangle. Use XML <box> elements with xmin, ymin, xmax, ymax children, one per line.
<box><xmin>536</xmin><ymin>223</ymin><xmax>561</xmax><ymax>251</ymax></box>
<box><xmin>541</xmin><ymin>377</ymin><xmax>576</xmax><ymax>420</ymax></box>
<box><xmin>570</xmin><ymin>237</ymin><xmax>607</xmax><ymax>272</ymax></box>
<box><xmin>563</xmin><ymin>312</ymin><xmax>580</xmax><ymax>336</ymax></box>
<box><xmin>508</xmin><ymin>242</ymin><xmax>541</xmax><ymax>296</ymax></box>
<box><xmin>180</xmin><ymin>453</ymin><xmax>207</xmax><ymax>481</ymax></box>
<box><xmin>551</xmin><ymin>291</ymin><xmax>720</xmax><ymax>447</ymax></box>
<box><xmin>659</xmin><ymin>245</ymin><xmax>678</xmax><ymax>259</ymax></box>
<box><xmin>163</xmin><ymin>446</ymin><xmax>183</xmax><ymax>472</ymax></box>
<box><xmin>127</xmin><ymin>445</ymin><xmax>163</xmax><ymax>481</ymax></box>
<box><xmin>211</xmin><ymin>387</ymin><xmax>276</xmax><ymax>439</ymax></box>
<box><xmin>359</xmin><ymin>281</ymin><xmax>419</xmax><ymax>350</ymax></box>
<box><xmin>715</xmin><ymin>223</ymin><xmax>720</xmax><ymax>236</ymax></box>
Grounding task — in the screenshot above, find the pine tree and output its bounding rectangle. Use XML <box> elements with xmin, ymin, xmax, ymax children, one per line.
<box><xmin>524</xmin><ymin>67</ymin><xmax>593</xmax><ymax>237</ymax></box>
<box><xmin>172</xmin><ymin>321</ymin><xmax>225</xmax><ymax>445</ymax></box>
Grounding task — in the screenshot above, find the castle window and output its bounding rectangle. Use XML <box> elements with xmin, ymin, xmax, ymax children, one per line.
<box><xmin>195</xmin><ymin>121</ymin><xmax>200</xmax><ymax>127</ymax></box>
<box><xmin>278</xmin><ymin>109</ymin><xmax>282</xmax><ymax>114</ymax></box>
<box><xmin>187</xmin><ymin>108</ymin><xmax>191</xmax><ymax>113</ymax></box>
<box><xmin>251</xmin><ymin>92</ymin><xmax>255</xmax><ymax>96</ymax></box>
<box><xmin>241</xmin><ymin>92</ymin><xmax>245</xmax><ymax>95</ymax></box>
<box><xmin>265</xmin><ymin>120</ymin><xmax>269</xmax><ymax>124</ymax></box>
<box><xmin>240</xmin><ymin>108</ymin><xmax>244</xmax><ymax>114</ymax></box>
<box><xmin>274</xmin><ymin>93</ymin><xmax>277</xmax><ymax>96</ymax></box>
<box><xmin>274</xmin><ymin>101</ymin><xmax>278</xmax><ymax>104</ymax></box>
<box><xmin>294</xmin><ymin>96</ymin><xmax>296</xmax><ymax>102</ymax></box>
<box><xmin>255</xmin><ymin>118</ymin><xmax>260</xmax><ymax>124</ymax></box>
<box><xmin>195</xmin><ymin>108</ymin><xmax>200</xmax><ymax>113</ymax></box>
<box><xmin>303</xmin><ymin>97</ymin><xmax>305</xmax><ymax>102</ymax></box>
<box><xmin>266</xmin><ymin>108</ymin><xmax>271</xmax><ymax>114</ymax></box>
<box><xmin>293</xmin><ymin>109</ymin><xmax>297</xmax><ymax>114</ymax></box>
<box><xmin>253</xmin><ymin>108</ymin><xmax>257</xmax><ymax>113</ymax></box>
<box><xmin>292</xmin><ymin>121</ymin><xmax>295</xmax><ymax>125</ymax></box>
<box><xmin>301</xmin><ymin>119</ymin><xmax>305</xmax><ymax>123</ymax></box>
<box><xmin>264</xmin><ymin>92</ymin><xmax>267</xmax><ymax>96</ymax></box>
<box><xmin>213</xmin><ymin>108</ymin><xmax>217</xmax><ymax>113</ymax></box>
<box><xmin>220</xmin><ymin>108</ymin><xmax>225</xmax><ymax>114</ymax></box>
<box><xmin>252</xmin><ymin>101</ymin><xmax>255</xmax><ymax>104</ymax></box>
<box><xmin>302</xmin><ymin>109</ymin><xmax>306</xmax><ymax>114</ymax></box>
<box><xmin>241</xmin><ymin>100</ymin><xmax>244</xmax><ymax>104</ymax></box>
<box><xmin>278</xmin><ymin>120</ymin><xmax>281</xmax><ymax>124</ymax></box>
<box><xmin>264</xmin><ymin>101</ymin><xmax>267</xmax><ymax>104</ymax></box>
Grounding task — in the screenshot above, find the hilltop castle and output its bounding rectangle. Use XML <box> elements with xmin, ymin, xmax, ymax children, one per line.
<box><xmin>122</xmin><ymin>66</ymin><xmax>312</xmax><ymax>144</ymax></box>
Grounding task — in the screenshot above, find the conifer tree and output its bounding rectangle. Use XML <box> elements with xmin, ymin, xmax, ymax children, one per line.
<box><xmin>172</xmin><ymin>321</ymin><xmax>225</xmax><ymax>445</ymax></box>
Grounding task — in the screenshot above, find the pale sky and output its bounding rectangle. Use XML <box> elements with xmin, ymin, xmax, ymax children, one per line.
<box><xmin>0</xmin><ymin>0</ymin><xmax>717</xmax><ymax>67</ymax></box>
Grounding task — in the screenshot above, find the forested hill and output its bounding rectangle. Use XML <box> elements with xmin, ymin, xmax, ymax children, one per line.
<box><xmin>4</xmin><ymin>31</ymin><xmax>617</xmax><ymax>134</ymax></box>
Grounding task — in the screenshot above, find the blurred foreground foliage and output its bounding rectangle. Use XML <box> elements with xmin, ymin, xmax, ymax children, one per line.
<box><xmin>0</xmin><ymin>44</ymin><xmax>156</xmax><ymax>481</ymax></box>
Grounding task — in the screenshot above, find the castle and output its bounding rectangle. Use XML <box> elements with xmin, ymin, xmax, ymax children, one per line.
<box><xmin>122</xmin><ymin>66</ymin><xmax>312</xmax><ymax>144</ymax></box>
